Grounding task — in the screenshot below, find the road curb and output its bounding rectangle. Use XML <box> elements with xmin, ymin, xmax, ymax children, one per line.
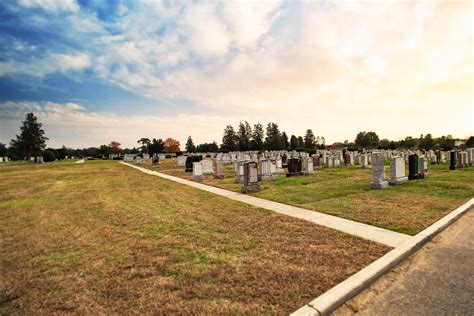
<box><xmin>291</xmin><ymin>197</ymin><xmax>474</xmax><ymax>316</ymax></box>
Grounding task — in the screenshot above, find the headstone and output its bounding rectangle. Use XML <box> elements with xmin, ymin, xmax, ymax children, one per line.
<box><xmin>176</xmin><ymin>155</ymin><xmax>187</xmax><ymax>167</ymax></box>
<box><xmin>135</xmin><ymin>157</ymin><xmax>142</xmax><ymax>165</ymax></box>
<box><xmin>192</xmin><ymin>162</ymin><xmax>203</xmax><ymax>181</ymax></box>
<box><xmin>214</xmin><ymin>161</ymin><xmax>224</xmax><ymax>179</ymax></box>
<box><xmin>185</xmin><ymin>156</ymin><xmax>202</xmax><ymax>172</ymax></box>
<box><xmin>123</xmin><ymin>154</ymin><xmax>135</xmax><ymax>162</ymax></box>
<box><xmin>370</xmin><ymin>152</ymin><xmax>388</xmax><ymax>189</ymax></box>
<box><xmin>388</xmin><ymin>157</ymin><xmax>408</xmax><ymax>185</ymax></box>
<box><xmin>258</xmin><ymin>159</ymin><xmax>275</xmax><ymax>180</ymax></box>
<box><xmin>234</xmin><ymin>160</ymin><xmax>249</xmax><ymax>183</ymax></box>
<box><xmin>0</xmin><ymin>157</ymin><xmax>3</xmax><ymax>163</ymax></box>
<box><xmin>449</xmin><ymin>151</ymin><xmax>456</xmax><ymax>170</ymax></box>
<box><xmin>286</xmin><ymin>158</ymin><xmax>303</xmax><ymax>177</ymax></box>
<box><xmin>457</xmin><ymin>151</ymin><xmax>463</xmax><ymax>169</ymax></box>
<box><xmin>201</xmin><ymin>159</ymin><xmax>214</xmax><ymax>175</ymax></box>
<box><xmin>241</xmin><ymin>161</ymin><xmax>260</xmax><ymax>193</ymax></box>
<box><xmin>312</xmin><ymin>156</ymin><xmax>321</xmax><ymax>169</ymax></box>
<box><xmin>408</xmin><ymin>154</ymin><xmax>419</xmax><ymax>180</ymax></box>
<box><xmin>37</xmin><ymin>156</ymin><xmax>44</xmax><ymax>164</ymax></box>
<box><xmin>304</xmin><ymin>157</ymin><xmax>314</xmax><ymax>175</ymax></box>
<box><xmin>142</xmin><ymin>153</ymin><xmax>150</xmax><ymax>161</ymax></box>
<box><xmin>152</xmin><ymin>156</ymin><xmax>160</xmax><ymax>167</ymax></box>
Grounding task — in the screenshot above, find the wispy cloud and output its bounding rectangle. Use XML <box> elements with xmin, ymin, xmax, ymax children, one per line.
<box><xmin>0</xmin><ymin>0</ymin><xmax>472</xmax><ymax>145</ymax></box>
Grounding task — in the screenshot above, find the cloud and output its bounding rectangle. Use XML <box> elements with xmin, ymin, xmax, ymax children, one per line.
<box><xmin>0</xmin><ymin>100</ymin><xmax>230</xmax><ymax>148</ymax></box>
<box><xmin>0</xmin><ymin>0</ymin><xmax>472</xmax><ymax>144</ymax></box>
<box><xmin>18</xmin><ymin>0</ymin><xmax>79</xmax><ymax>13</ymax></box>
<box><xmin>0</xmin><ymin>53</ymin><xmax>90</xmax><ymax>76</ymax></box>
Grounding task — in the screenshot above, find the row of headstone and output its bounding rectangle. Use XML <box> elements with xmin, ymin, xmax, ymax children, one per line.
<box><xmin>449</xmin><ymin>149</ymin><xmax>474</xmax><ymax>170</ymax></box>
<box><xmin>371</xmin><ymin>153</ymin><xmax>429</xmax><ymax>189</ymax></box>
<box><xmin>0</xmin><ymin>157</ymin><xmax>8</xmax><ymax>162</ymax></box>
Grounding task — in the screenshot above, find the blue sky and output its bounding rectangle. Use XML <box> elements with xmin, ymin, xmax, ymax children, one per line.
<box><xmin>0</xmin><ymin>0</ymin><xmax>472</xmax><ymax>148</ymax></box>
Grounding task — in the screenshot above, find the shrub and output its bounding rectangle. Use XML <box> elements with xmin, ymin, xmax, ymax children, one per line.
<box><xmin>43</xmin><ymin>150</ymin><xmax>56</xmax><ymax>162</ymax></box>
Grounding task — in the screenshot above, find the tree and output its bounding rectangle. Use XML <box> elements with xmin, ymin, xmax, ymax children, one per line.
<box><xmin>290</xmin><ymin>135</ymin><xmax>298</xmax><ymax>149</ymax></box>
<box><xmin>264</xmin><ymin>122</ymin><xmax>283</xmax><ymax>150</ymax></box>
<box><xmin>0</xmin><ymin>143</ymin><xmax>7</xmax><ymax>156</ymax></box>
<box><xmin>164</xmin><ymin>138</ymin><xmax>180</xmax><ymax>153</ymax></box>
<box><xmin>137</xmin><ymin>138</ymin><xmax>151</xmax><ymax>153</ymax></box>
<box><xmin>378</xmin><ymin>138</ymin><xmax>390</xmax><ymax>149</ymax></box>
<box><xmin>297</xmin><ymin>136</ymin><xmax>304</xmax><ymax>148</ymax></box>
<box><xmin>400</xmin><ymin>136</ymin><xmax>417</xmax><ymax>149</ymax></box>
<box><xmin>43</xmin><ymin>150</ymin><xmax>56</xmax><ymax>162</ymax></box>
<box><xmin>98</xmin><ymin>145</ymin><xmax>111</xmax><ymax>156</ymax></box>
<box><xmin>185</xmin><ymin>136</ymin><xmax>196</xmax><ymax>153</ymax></box>
<box><xmin>354</xmin><ymin>131</ymin><xmax>379</xmax><ymax>149</ymax></box>
<box><xmin>148</xmin><ymin>138</ymin><xmax>165</xmax><ymax>154</ymax></box>
<box><xmin>196</xmin><ymin>141</ymin><xmax>219</xmax><ymax>152</ymax></box>
<box><xmin>281</xmin><ymin>132</ymin><xmax>289</xmax><ymax>149</ymax></box>
<box><xmin>466</xmin><ymin>136</ymin><xmax>474</xmax><ymax>148</ymax></box>
<box><xmin>110</xmin><ymin>141</ymin><xmax>123</xmax><ymax>154</ymax></box>
<box><xmin>10</xmin><ymin>113</ymin><xmax>48</xmax><ymax>160</ymax></box>
<box><xmin>419</xmin><ymin>134</ymin><xmax>434</xmax><ymax>151</ymax></box>
<box><xmin>221</xmin><ymin>125</ymin><xmax>238</xmax><ymax>151</ymax></box>
<box><xmin>45</xmin><ymin>147</ymin><xmax>59</xmax><ymax>159</ymax></box>
<box><xmin>304</xmin><ymin>129</ymin><xmax>316</xmax><ymax>149</ymax></box>
<box><xmin>251</xmin><ymin>123</ymin><xmax>264</xmax><ymax>150</ymax></box>
<box><xmin>437</xmin><ymin>135</ymin><xmax>455</xmax><ymax>150</ymax></box>
<box><xmin>237</xmin><ymin>121</ymin><xmax>252</xmax><ymax>151</ymax></box>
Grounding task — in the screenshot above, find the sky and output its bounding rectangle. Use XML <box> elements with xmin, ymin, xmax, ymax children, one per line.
<box><xmin>0</xmin><ymin>0</ymin><xmax>472</xmax><ymax>149</ymax></box>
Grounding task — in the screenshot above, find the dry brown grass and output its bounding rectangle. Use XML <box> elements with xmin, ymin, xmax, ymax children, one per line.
<box><xmin>0</xmin><ymin>160</ymin><xmax>388</xmax><ymax>315</ymax></box>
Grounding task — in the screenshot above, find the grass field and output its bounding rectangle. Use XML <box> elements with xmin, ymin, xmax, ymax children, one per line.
<box><xmin>0</xmin><ymin>160</ymin><xmax>388</xmax><ymax>314</ymax></box>
<box><xmin>145</xmin><ymin>158</ymin><xmax>474</xmax><ymax>235</ymax></box>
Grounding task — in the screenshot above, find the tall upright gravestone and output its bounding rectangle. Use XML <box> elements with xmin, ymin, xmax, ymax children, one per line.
<box><xmin>449</xmin><ymin>151</ymin><xmax>456</xmax><ymax>170</ymax></box>
<box><xmin>388</xmin><ymin>157</ymin><xmax>408</xmax><ymax>185</ymax></box>
<box><xmin>408</xmin><ymin>154</ymin><xmax>420</xmax><ymax>180</ymax></box>
<box><xmin>370</xmin><ymin>152</ymin><xmax>388</xmax><ymax>189</ymax></box>
<box><xmin>242</xmin><ymin>161</ymin><xmax>260</xmax><ymax>193</ymax></box>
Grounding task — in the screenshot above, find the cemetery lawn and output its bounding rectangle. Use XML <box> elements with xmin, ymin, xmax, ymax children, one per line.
<box><xmin>146</xmin><ymin>159</ymin><xmax>474</xmax><ymax>235</ymax></box>
<box><xmin>0</xmin><ymin>160</ymin><xmax>389</xmax><ymax>315</ymax></box>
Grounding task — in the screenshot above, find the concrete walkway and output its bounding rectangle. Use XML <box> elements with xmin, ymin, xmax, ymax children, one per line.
<box><xmin>121</xmin><ymin>162</ymin><xmax>411</xmax><ymax>247</ymax></box>
<box><xmin>334</xmin><ymin>208</ymin><xmax>474</xmax><ymax>315</ymax></box>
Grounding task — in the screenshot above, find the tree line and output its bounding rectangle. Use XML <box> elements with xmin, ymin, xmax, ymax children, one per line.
<box><xmin>185</xmin><ymin>122</ymin><xmax>325</xmax><ymax>153</ymax></box>
<box><xmin>2</xmin><ymin>113</ymin><xmax>473</xmax><ymax>161</ymax></box>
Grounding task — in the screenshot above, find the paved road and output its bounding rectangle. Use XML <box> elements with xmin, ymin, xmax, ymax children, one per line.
<box><xmin>335</xmin><ymin>208</ymin><xmax>474</xmax><ymax>315</ymax></box>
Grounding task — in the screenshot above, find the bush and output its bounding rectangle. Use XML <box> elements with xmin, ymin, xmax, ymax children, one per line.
<box><xmin>43</xmin><ymin>150</ymin><xmax>56</xmax><ymax>162</ymax></box>
<box><xmin>46</xmin><ymin>148</ymin><xmax>59</xmax><ymax>159</ymax></box>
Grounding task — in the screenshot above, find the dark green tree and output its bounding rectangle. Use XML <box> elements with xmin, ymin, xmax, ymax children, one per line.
<box><xmin>400</xmin><ymin>136</ymin><xmax>417</xmax><ymax>149</ymax></box>
<box><xmin>10</xmin><ymin>113</ymin><xmax>48</xmax><ymax>160</ymax></box>
<box><xmin>98</xmin><ymin>145</ymin><xmax>111</xmax><ymax>156</ymax></box>
<box><xmin>264</xmin><ymin>122</ymin><xmax>283</xmax><ymax>150</ymax></box>
<box><xmin>237</xmin><ymin>121</ymin><xmax>252</xmax><ymax>151</ymax></box>
<box><xmin>185</xmin><ymin>136</ymin><xmax>196</xmax><ymax>153</ymax></box>
<box><xmin>354</xmin><ymin>131</ymin><xmax>379</xmax><ymax>149</ymax></box>
<box><xmin>465</xmin><ymin>136</ymin><xmax>474</xmax><ymax>147</ymax></box>
<box><xmin>419</xmin><ymin>134</ymin><xmax>434</xmax><ymax>150</ymax></box>
<box><xmin>297</xmin><ymin>136</ymin><xmax>304</xmax><ymax>148</ymax></box>
<box><xmin>148</xmin><ymin>138</ymin><xmax>165</xmax><ymax>154</ymax></box>
<box><xmin>304</xmin><ymin>129</ymin><xmax>316</xmax><ymax>149</ymax></box>
<box><xmin>221</xmin><ymin>125</ymin><xmax>238</xmax><ymax>151</ymax></box>
<box><xmin>196</xmin><ymin>141</ymin><xmax>219</xmax><ymax>152</ymax></box>
<box><xmin>45</xmin><ymin>147</ymin><xmax>59</xmax><ymax>159</ymax></box>
<box><xmin>0</xmin><ymin>143</ymin><xmax>7</xmax><ymax>156</ymax></box>
<box><xmin>281</xmin><ymin>132</ymin><xmax>289</xmax><ymax>149</ymax></box>
<box><xmin>436</xmin><ymin>135</ymin><xmax>455</xmax><ymax>150</ymax></box>
<box><xmin>251</xmin><ymin>123</ymin><xmax>264</xmax><ymax>150</ymax></box>
<box><xmin>290</xmin><ymin>135</ymin><xmax>298</xmax><ymax>149</ymax></box>
<box><xmin>137</xmin><ymin>138</ymin><xmax>151</xmax><ymax>153</ymax></box>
